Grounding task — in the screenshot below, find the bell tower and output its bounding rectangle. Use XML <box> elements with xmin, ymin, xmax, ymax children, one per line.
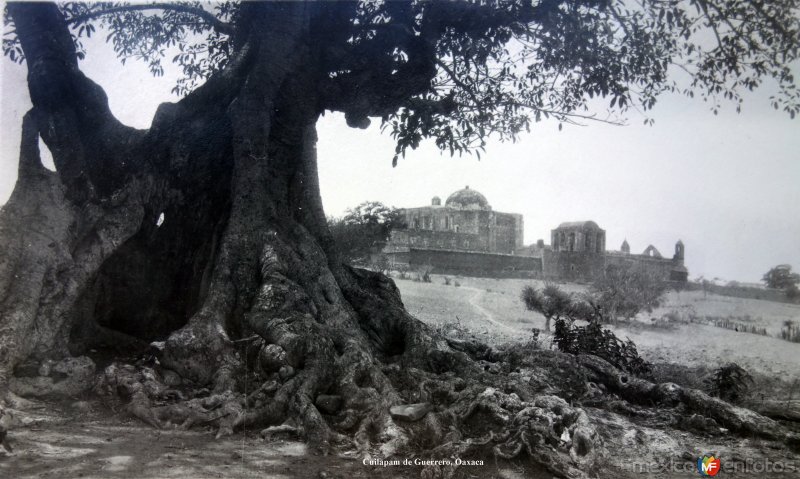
<box><xmin>674</xmin><ymin>240</ymin><xmax>685</xmax><ymax>262</ymax></box>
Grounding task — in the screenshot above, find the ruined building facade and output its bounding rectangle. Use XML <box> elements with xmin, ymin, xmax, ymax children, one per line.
<box><xmin>383</xmin><ymin>187</ymin><xmax>688</xmax><ymax>282</ymax></box>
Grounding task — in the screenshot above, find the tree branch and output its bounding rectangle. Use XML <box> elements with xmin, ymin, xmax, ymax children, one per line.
<box><xmin>436</xmin><ymin>59</ymin><xmax>484</xmax><ymax>111</ymax></box>
<box><xmin>67</xmin><ymin>3</ymin><xmax>234</xmax><ymax>36</ymax></box>
<box><xmin>8</xmin><ymin>2</ymin><xmax>142</xmax><ymax>198</ymax></box>
<box><xmin>500</xmin><ymin>100</ymin><xmax>626</xmax><ymax>126</ymax></box>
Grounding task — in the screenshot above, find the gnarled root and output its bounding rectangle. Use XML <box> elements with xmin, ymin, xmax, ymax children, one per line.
<box><xmin>577</xmin><ymin>354</ymin><xmax>795</xmax><ymax>445</ymax></box>
<box><xmin>92</xmin><ymin>223</ymin><xmax>607</xmax><ymax>477</ymax></box>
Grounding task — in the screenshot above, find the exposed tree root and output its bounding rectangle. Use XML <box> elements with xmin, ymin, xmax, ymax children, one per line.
<box><xmin>577</xmin><ymin>354</ymin><xmax>799</xmax><ymax>446</ymax></box>
<box><xmin>84</xmin><ymin>219</ymin><xmax>611</xmax><ymax>477</ymax></box>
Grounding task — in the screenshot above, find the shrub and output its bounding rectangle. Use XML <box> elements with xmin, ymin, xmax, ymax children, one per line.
<box><xmin>787</xmin><ymin>284</ymin><xmax>800</xmax><ymax>301</ymax></box>
<box><xmin>435</xmin><ymin>316</ymin><xmax>471</xmax><ymax>340</ymax></box>
<box><xmin>370</xmin><ymin>254</ymin><xmax>391</xmax><ymax>275</ymax></box>
<box><xmin>396</xmin><ymin>265</ymin><xmax>409</xmax><ymax>280</ymax></box>
<box><xmin>417</xmin><ymin>264</ymin><xmax>433</xmax><ymax>283</ymax></box>
<box><xmin>454</xmin><ymin>281</ymin><xmax>461</xmax><ymax>287</ymax></box>
<box><xmin>705</xmin><ymin>363</ymin><xmax>753</xmax><ymax>403</ymax></box>
<box><xmin>553</xmin><ymin>318</ymin><xmax>652</xmax><ymax>376</ymax></box>
<box><xmin>444</xmin><ymin>276</ymin><xmax>451</xmax><ymax>285</ymax></box>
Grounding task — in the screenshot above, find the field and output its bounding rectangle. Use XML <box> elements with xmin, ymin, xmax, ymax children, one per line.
<box><xmin>395</xmin><ymin>275</ymin><xmax>800</xmax><ymax>384</ymax></box>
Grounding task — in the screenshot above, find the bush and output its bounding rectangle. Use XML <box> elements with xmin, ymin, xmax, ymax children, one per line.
<box><xmin>553</xmin><ymin>318</ymin><xmax>652</xmax><ymax>376</ymax></box>
<box><xmin>417</xmin><ymin>264</ymin><xmax>433</xmax><ymax>283</ymax></box>
<box><xmin>435</xmin><ymin>316</ymin><xmax>470</xmax><ymax>339</ymax></box>
<box><xmin>787</xmin><ymin>284</ymin><xmax>800</xmax><ymax>301</ymax></box>
<box><xmin>705</xmin><ymin>363</ymin><xmax>753</xmax><ymax>403</ymax></box>
<box><xmin>454</xmin><ymin>281</ymin><xmax>461</xmax><ymax>287</ymax></box>
<box><xmin>444</xmin><ymin>276</ymin><xmax>451</xmax><ymax>285</ymax></box>
<box><xmin>370</xmin><ymin>254</ymin><xmax>391</xmax><ymax>275</ymax></box>
<box><xmin>396</xmin><ymin>265</ymin><xmax>410</xmax><ymax>280</ymax></box>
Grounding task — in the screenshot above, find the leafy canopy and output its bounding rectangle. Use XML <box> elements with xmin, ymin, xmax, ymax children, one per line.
<box><xmin>328</xmin><ymin>201</ymin><xmax>404</xmax><ymax>263</ymax></box>
<box><xmin>762</xmin><ymin>264</ymin><xmax>800</xmax><ymax>290</ymax></box>
<box><xmin>4</xmin><ymin>1</ymin><xmax>798</xmax><ymax>164</ymax></box>
<box><xmin>591</xmin><ymin>264</ymin><xmax>668</xmax><ymax>321</ymax></box>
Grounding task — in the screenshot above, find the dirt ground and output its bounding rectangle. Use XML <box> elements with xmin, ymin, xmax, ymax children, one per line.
<box><xmin>0</xmin><ymin>400</ymin><xmax>543</xmax><ymax>479</ymax></box>
<box><xmin>4</xmin><ymin>393</ymin><xmax>799</xmax><ymax>479</ymax></box>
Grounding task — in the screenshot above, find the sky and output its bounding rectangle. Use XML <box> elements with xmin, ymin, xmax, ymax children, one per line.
<box><xmin>1</xmin><ymin>22</ymin><xmax>798</xmax><ymax>284</ymax></box>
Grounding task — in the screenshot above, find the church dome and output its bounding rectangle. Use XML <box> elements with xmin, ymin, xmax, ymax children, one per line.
<box><xmin>445</xmin><ymin>186</ymin><xmax>491</xmax><ymax>210</ymax></box>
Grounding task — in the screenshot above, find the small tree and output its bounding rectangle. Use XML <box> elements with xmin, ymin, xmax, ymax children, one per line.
<box><xmin>328</xmin><ymin>201</ymin><xmax>404</xmax><ymax>264</ymax></box>
<box><xmin>522</xmin><ymin>283</ymin><xmax>574</xmax><ymax>331</ymax></box>
<box><xmin>591</xmin><ymin>265</ymin><xmax>668</xmax><ymax>322</ymax></box>
<box><xmin>763</xmin><ymin>265</ymin><xmax>800</xmax><ymax>291</ymax></box>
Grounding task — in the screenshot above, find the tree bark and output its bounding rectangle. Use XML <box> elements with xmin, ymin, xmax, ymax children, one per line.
<box><xmin>1</xmin><ymin>3</ymin><xmax>152</xmax><ymax>394</ymax></box>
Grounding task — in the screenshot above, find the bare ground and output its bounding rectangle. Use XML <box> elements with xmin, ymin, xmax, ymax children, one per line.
<box><xmin>4</xmin><ymin>385</ymin><xmax>799</xmax><ymax>478</ymax></box>
<box><xmin>0</xmin><ymin>397</ymin><xmax>551</xmax><ymax>479</ymax></box>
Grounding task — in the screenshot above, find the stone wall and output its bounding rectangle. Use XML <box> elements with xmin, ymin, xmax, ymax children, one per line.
<box><xmin>604</xmin><ymin>253</ymin><xmax>681</xmax><ymax>280</ymax></box>
<box><xmin>389</xmin><ymin>248</ymin><xmax>542</xmax><ymax>278</ymax></box>
<box><xmin>388</xmin><ymin>229</ymin><xmax>488</xmax><ymax>252</ymax></box>
<box><xmin>540</xmin><ymin>250</ymin><xmax>686</xmax><ymax>283</ymax></box>
<box><xmin>541</xmin><ymin>250</ymin><xmax>607</xmax><ymax>283</ymax></box>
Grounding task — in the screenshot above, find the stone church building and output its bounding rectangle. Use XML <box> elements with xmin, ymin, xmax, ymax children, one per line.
<box><xmin>382</xmin><ymin>187</ymin><xmax>688</xmax><ymax>282</ymax></box>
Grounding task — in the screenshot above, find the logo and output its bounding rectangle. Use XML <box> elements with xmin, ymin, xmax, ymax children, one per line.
<box><xmin>697</xmin><ymin>455</ymin><xmax>721</xmax><ymax>476</ymax></box>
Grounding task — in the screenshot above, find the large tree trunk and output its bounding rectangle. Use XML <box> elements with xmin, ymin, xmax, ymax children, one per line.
<box><xmin>2</xmin><ymin>3</ymin><xmax>795</xmax><ymax>477</ymax></box>
<box><xmin>0</xmin><ymin>1</ymin><xmax>480</xmax><ymax>459</ymax></box>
